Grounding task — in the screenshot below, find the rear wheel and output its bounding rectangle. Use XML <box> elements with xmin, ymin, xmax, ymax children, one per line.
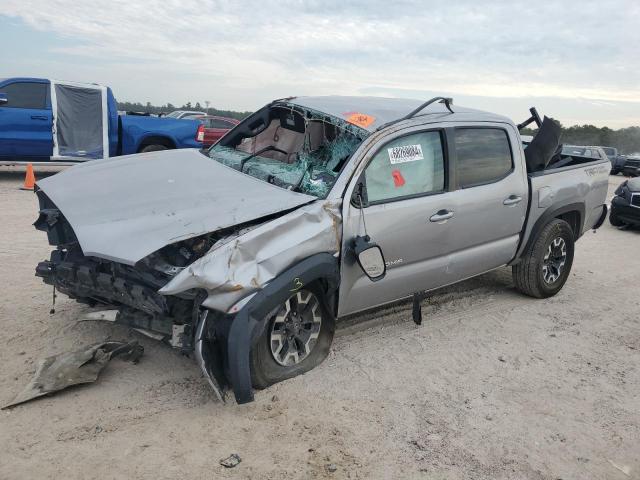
<box><xmin>513</xmin><ymin>219</ymin><xmax>575</xmax><ymax>298</ymax></box>
<box><xmin>250</xmin><ymin>285</ymin><xmax>334</xmax><ymax>389</ymax></box>
<box><xmin>140</xmin><ymin>144</ymin><xmax>168</xmax><ymax>153</ymax></box>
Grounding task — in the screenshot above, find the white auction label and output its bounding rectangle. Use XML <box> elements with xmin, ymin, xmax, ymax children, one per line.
<box><xmin>388</xmin><ymin>144</ymin><xmax>424</xmax><ymax>164</ymax></box>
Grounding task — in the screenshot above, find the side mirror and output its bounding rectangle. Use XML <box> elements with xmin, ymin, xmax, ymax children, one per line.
<box><xmin>353</xmin><ymin>235</ymin><xmax>386</xmax><ymax>281</ymax></box>
<box><xmin>0</xmin><ymin>93</ymin><xmax>7</xmax><ymax>105</ymax></box>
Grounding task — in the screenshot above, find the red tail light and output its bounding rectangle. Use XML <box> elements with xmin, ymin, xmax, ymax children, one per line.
<box><xmin>196</xmin><ymin>124</ymin><xmax>205</xmax><ymax>142</ymax></box>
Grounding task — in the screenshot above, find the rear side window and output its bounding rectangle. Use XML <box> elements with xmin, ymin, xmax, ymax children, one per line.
<box><xmin>364</xmin><ymin>130</ymin><xmax>445</xmax><ymax>204</ymax></box>
<box><xmin>455</xmin><ymin>128</ymin><xmax>513</xmax><ymax>188</ymax></box>
<box><xmin>0</xmin><ymin>82</ymin><xmax>48</xmax><ymax>109</ymax></box>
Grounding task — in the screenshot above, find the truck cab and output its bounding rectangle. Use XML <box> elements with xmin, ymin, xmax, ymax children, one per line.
<box><xmin>0</xmin><ymin>77</ymin><xmax>202</xmax><ymax>164</ymax></box>
<box><xmin>0</xmin><ymin>78</ymin><xmax>53</xmax><ymax>161</ymax></box>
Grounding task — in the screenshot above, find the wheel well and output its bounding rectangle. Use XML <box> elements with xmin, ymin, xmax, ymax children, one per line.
<box><xmin>137</xmin><ymin>136</ymin><xmax>176</xmax><ymax>152</ymax></box>
<box><xmin>556</xmin><ymin>210</ymin><xmax>581</xmax><ymax>239</ymax></box>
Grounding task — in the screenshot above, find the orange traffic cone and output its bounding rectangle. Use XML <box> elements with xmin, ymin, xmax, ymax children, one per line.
<box><xmin>21</xmin><ymin>163</ymin><xmax>36</xmax><ymax>191</ymax></box>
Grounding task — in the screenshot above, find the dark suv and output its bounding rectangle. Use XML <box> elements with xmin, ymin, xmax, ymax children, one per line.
<box><xmin>610</xmin><ymin>178</ymin><xmax>640</xmax><ymax>227</ymax></box>
<box><xmin>622</xmin><ymin>155</ymin><xmax>640</xmax><ymax>177</ymax></box>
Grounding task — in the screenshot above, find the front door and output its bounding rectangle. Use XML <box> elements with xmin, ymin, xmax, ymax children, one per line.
<box><xmin>339</xmin><ymin>128</ymin><xmax>456</xmax><ymax>316</ymax></box>
<box><xmin>0</xmin><ymin>81</ymin><xmax>52</xmax><ymax>160</ymax></box>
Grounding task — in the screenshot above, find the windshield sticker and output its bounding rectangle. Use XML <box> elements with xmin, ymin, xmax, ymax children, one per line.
<box><xmin>388</xmin><ymin>144</ymin><xmax>424</xmax><ymax>164</ymax></box>
<box><xmin>344</xmin><ymin>112</ymin><xmax>376</xmax><ymax>128</ymax></box>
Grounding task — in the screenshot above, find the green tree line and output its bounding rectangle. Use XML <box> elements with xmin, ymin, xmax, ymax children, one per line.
<box><xmin>116</xmin><ymin>101</ymin><xmax>252</xmax><ymax>121</ymax></box>
<box><xmin>522</xmin><ymin>124</ymin><xmax>640</xmax><ymax>155</ymax></box>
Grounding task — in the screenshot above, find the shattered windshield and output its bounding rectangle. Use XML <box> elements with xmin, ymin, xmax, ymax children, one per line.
<box><xmin>206</xmin><ymin>103</ymin><xmax>368</xmax><ymax>198</ymax></box>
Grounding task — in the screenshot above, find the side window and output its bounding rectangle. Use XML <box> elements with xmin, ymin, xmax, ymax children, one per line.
<box><xmin>455</xmin><ymin>128</ymin><xmax>513</xmax><ymax>188</ymax></box>
<box><xmin>364</xmin><ymin>130</ymin><xmax>445</xmax><ymax>204</ymax></box>
<box><xmin>0</xmin><ymin>82</ymin><xmax>48</xmax><ymax>109</ymax></box>
<box><xmin>211</xmin><ymin>119</ymin><xmax>234</xmax><ymax>129</ymax></box>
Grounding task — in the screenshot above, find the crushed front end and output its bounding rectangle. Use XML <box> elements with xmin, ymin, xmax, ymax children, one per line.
<box><xmin>31</xmin><ymin>99</ymin><xmax>358</xmax><ymax>404</ymax></box>
<box><xmin>34</xmin><ymin>188</ymin><xmax>218</xmax><ymax>351</ymax></box>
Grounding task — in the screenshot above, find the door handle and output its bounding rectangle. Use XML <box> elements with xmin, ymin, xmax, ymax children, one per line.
<box><xmin>503</xmin><ymin>195</ymin><xmax>522</xmax><ymax>206</ymax></box>
<box><xmin>31</xmin><ymin>115</ymin><xmax>48</xmax><ymax>120</ymax></box>
<box><xmin>429</xmin><ymin>209</ymin><xmax>454</xmax><ymax>222</ymax></box>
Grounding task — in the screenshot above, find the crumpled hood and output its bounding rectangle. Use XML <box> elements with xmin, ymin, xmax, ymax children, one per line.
<box><xmin>36</xmin><ymin>149</ymin><xmax>315</xmax><ymax>265</ymax></box>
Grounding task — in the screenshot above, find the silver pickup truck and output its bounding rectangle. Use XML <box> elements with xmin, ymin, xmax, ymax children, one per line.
<box><xmin>33</xmin><ymin>96</ymin><xmax>609</xmax><ymax>403</ymax></box>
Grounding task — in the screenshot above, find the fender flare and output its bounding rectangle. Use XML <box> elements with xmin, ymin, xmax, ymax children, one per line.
<box><xmin>516</xmin><ymin>202</ymin><xmax>585</xmax><ymax>262</ymax></box>
<box><xmin>223</xmin><ymin>253</ymin><xmax>339</xmax><ymax>404</ymax></box>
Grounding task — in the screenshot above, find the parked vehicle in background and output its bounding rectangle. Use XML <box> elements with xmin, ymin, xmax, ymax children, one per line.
<box><xmin>0</xmin><ymin>78</ymin><xmax>202</xmax><ymax>164</ymax></box>
<box><xmin>561</xmin><ymin>145</ymin><xmax>608</xmax><ymax>162</ymax></box>
<box><xmin>599</xmin><ymin>146</ymin><xmax>627</xmax><ymax>175</ymax></box>
<box><xmin>33</xmin><ymin>97</ymin><xmax>609</xmax><ymax>404</ymax></box>
<box><xmin>164</xmin><ymin>110</ymin><xmax>207</xmax><ymax>119</ymax></box>
<box><xmin>610</xmin><ymin>177</ymin><xmax>640</xmax><ymax>227</ymax></box>
<box><xmin>192</xmin><ymin>115</ymin><xmax>240</xmax><ymax>147</ymax></box>
<box><xmin>622</xmin><ymin>154</ymin><xmax>640</xmax><ymax>177</ymax></box>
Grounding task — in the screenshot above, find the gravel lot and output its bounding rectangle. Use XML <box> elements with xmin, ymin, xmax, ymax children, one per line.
<box><xmin>1</xmin><ymin>167</ymin><xmax>638</xmax><ymax>480</ymax></box>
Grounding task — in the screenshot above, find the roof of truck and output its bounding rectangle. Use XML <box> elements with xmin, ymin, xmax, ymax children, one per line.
<box><xmin>287</xmin><ymin>95</ymin><xmax>512</xmax><ymax>132</ymax></box>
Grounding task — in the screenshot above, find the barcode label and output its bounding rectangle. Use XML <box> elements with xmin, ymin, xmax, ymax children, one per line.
<box><xmin>388</xmin><ymin>144</ymin><xmax>424</xmax><ymax>164</ymax></box>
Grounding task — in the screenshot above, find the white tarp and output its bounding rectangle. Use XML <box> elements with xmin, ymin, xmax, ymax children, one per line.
<box><xmin>51</xmin><ymin>81</ymin><xmax>109</xmax><ymax>160</ymax></box>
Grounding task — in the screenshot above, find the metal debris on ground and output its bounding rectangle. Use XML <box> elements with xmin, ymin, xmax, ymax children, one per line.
<box><xmin>2</xmin><ymin>341</ymin><xmax>143</xmax><ymax>409</ymax></box>
<box><xmin>219</xmin><ymin>453</ymin><xmax>242</xmax><ymax>468</ymax></box>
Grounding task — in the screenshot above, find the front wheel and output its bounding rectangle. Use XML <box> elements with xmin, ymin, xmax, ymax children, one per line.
<box><xmin>250</xmin><ymin>285</ymin><xmax>335</xmax><ymax>389</ymax></box>
<box><xmin>513</xmin><ymin>219</ymin><xmax>575</xmax><ymax>298</ymax></box>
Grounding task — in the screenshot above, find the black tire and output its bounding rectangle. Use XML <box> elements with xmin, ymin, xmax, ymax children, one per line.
<box><xmin>512</xmin><ymin>219</ymin><xmax>575</xmax><ymax>298</ymax></box>
<box><xmin>610</xmin><ymin>169</ymin><xmax>619</xmax><ymax>176</ymax></box>
<box><xmin>140</xmin><ymin>144</ymin><xmax>168</xmax><ymax>153</ymax></box>
<box><xmin>250</xmin><ymin>284</ymin><xmax>334</xmax><ymax>389</ymax></box>
<box><xmin>609</xmin><ymin>210</ymin><xmax>625</xmax><ymax>227</ymax></box>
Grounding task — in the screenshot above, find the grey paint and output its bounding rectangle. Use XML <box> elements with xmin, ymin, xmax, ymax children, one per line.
<box><xmin>37</xmin><ymin>97</ymin><xmax>608</xmax><ymax>317</ymax></box>
<box><xmin>290</xmin><ymin>95</ymin><xmax>509</xmax><ymax>133</ymax></box>
<box><xmin>337</xmin><ymin>119</ymin><xmax>529</xmax><ymax>316</ymax></box>
<box><xmin>160</xmin><ymin>199</ymin><xmax>341</xmax><ymax>312</ymax></box>
<box><xmin>36</xmin><ymin>149</ymin><xmax>315</xmax><ymax>265</ymax></box>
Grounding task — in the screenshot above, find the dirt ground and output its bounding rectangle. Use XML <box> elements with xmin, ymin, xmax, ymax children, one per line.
<box><xmin>0</xmin><ymin>167</ymin><xmax>638</xmax><ymax>480</ymax></box>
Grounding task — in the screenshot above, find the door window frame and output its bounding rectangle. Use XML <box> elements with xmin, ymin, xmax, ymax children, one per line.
<box><xmin>0</xmin><ymin>81</ymin><xmax>51</xmax><ymax>110</ymax></box>
<box><xmin>354</xmin><ymin>128</ymin><xmax>450</xmax><ymax>207</ymax></box>
<box><xmin>451</xmin><ymin>126</ymin><xmax>515</xmax><ymax>190</ymax></box>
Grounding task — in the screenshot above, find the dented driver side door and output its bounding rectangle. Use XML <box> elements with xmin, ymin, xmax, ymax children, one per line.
<box><xmin>338</xmin><ymin>126</ymin><xmax>458</xmax><ymax>316</ymax></box>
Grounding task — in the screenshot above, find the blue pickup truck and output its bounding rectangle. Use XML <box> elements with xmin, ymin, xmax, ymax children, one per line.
<box><xmin>0</xmin><ymin>77</ymin><xmax>202</xmax><ymax>164</ymax></box>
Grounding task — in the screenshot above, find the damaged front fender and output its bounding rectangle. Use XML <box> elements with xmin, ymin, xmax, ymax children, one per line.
<box><xmin>159</xmin><ymin>199</ymin><xmax>342</xmax><ymax>313</ymax></box>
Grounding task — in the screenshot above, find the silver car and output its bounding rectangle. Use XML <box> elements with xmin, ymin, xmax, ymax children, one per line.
<box><xmin>34</xmin><ymin>96</ymin><xmax>609</xmax><ymax>403</ymax></box>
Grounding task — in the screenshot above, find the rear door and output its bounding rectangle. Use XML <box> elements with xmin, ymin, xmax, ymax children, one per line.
<box><xmin>0</xmin><ymin>80</ymin><xmax>53</xmax><ymax>160</ymax></box>
<box><xmin>444</xmin><ymin>124</ymin><xmax>528</xmax><ymax>281</ymax></box>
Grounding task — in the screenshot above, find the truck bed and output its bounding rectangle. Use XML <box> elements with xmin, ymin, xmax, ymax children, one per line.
<box><xmin>514</xmin><ymin>157</ymin><xmax>610</xmax><ymax>260</ymax></box>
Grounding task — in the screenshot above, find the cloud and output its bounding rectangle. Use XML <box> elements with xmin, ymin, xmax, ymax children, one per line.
<box><xmin>2</xmin><ymin>0</ymin><xmax>639</xmax><ymax>125</ymax></box>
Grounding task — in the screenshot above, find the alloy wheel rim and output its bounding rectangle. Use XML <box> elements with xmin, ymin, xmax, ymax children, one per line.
<box><xmin>270</xmin><ymin>290</ymin><xmax>322</xmax><ymax>366</ymax></box>
<box><xmin>542</xmin><ymin>237</ymin><xmax>567</xmax><ymax>284</ymax></box>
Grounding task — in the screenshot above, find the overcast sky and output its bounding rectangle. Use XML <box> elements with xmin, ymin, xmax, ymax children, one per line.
<box><xmin>2</xmin><ymin>0</ymin><xmax>639</xmax><ymax>127</ymax></box>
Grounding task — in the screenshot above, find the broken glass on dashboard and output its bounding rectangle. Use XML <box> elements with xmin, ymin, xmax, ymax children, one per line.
<box><xmin>206</xmin><ymin>103</ymin><xmax>369</xmax><ymax>198</ymax></box>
